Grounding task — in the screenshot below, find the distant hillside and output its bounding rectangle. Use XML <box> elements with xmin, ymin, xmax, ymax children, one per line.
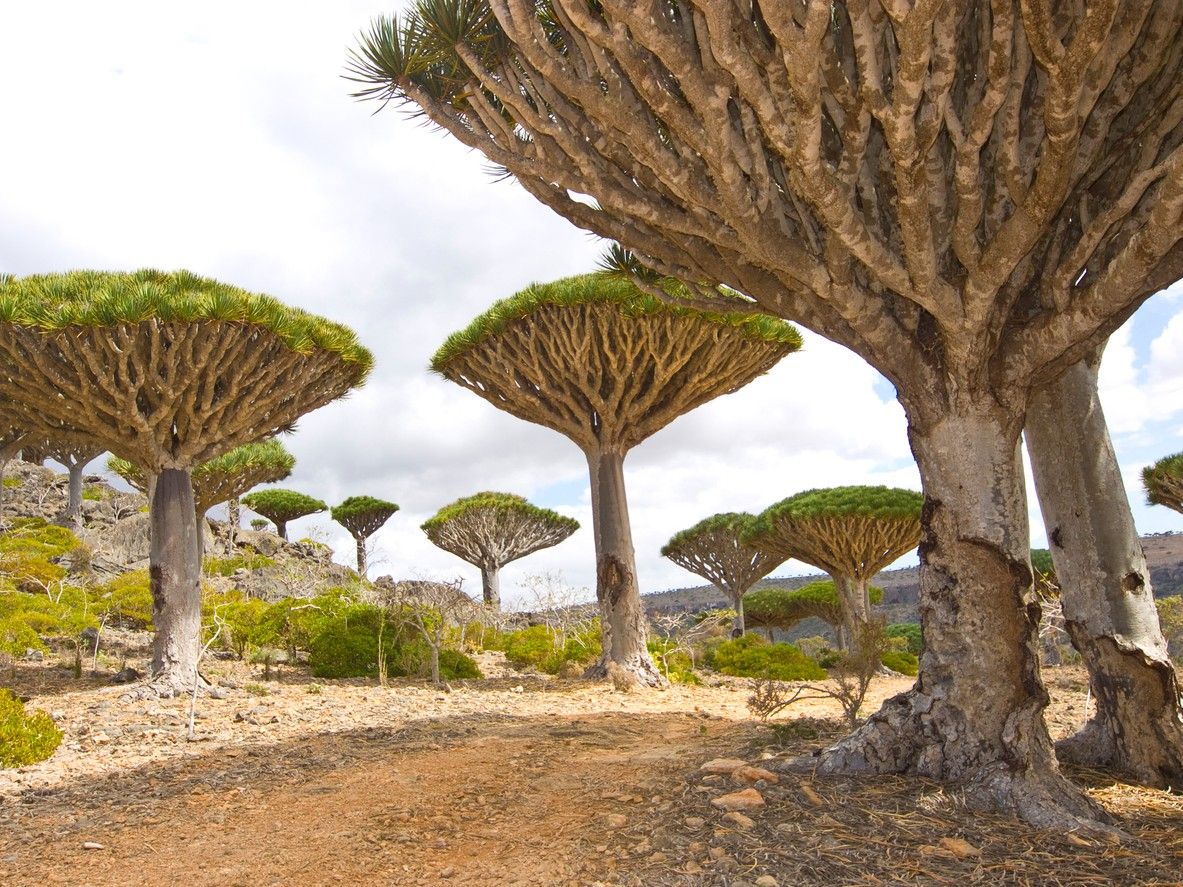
<box><xmin>644</xmin><ymin>531</ymin><xmax>1183</xmax><ymax>626</ymax></box>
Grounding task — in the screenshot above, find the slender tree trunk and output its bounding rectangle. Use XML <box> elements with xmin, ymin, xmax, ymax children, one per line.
<box><xmin>430</xmin><ymin>642</ymin><xmax>441</xmax><ymax>686</ymax></box>
<box><xmin>147</xmin><ymin>468</ymin><xmax>204</xmax><ymax>697</ymax></box>
<box><xmin>583</xmin><ymin>447</ymin><xmax>662</xmax><ymax>686</ymax></box>
<box><xmin>227</xmin><ymin>497</ymin><xmax>240</xmax><ymax>552</ymax></box>
<box><xmin>196</xmin><ymin>508</ymin><xmax>208</xmax><ymax>565</ymax></box>
<box><xmin>0</xmin><ymin>437</ymin><xmax>26</xmax><ymax>523</ymax></box>
<box><xmin>481</xmin><ymin>565</ymin><xmax>501</xmax><ymax>610</ymax></box>
<box><xmin>810</xmin><ymin>404</ymin><xmax>1110</xmax><ymax>831</ymax></box>
<box><xmin>1027</xmin><ymin>353</ymin><xmax>1183</xmax><ymax>788</ymax></box>
<box><xmin>66</xmin><ymin>461</ymin><xmax>84</xmax><ymax>523</ymax></box>
<box><xmin>729</xmin><ymin>585</ymin><xmax>745</xmax><ymax>635</ymax></box>
<box><xmin>275</xmin><ymin>519</ymin><xmax>288</xmax><ymax>541</ymax></box>
<box><xmin>355</xmin><ymin>533</ymin><xmax>367</xmax><ymax>576</ymax></box>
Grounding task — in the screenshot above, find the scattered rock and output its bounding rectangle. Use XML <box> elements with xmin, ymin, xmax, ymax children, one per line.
<box><xmin>603</xmin><ymin>814</ymin><xmax>628</xmax><ymax>829</ymax></box>
<box><xmin>800</xmin><ymin>783</ymin><xmax>825</xmax><ymax>806</ymax></box>
<box><xmin>722</xmin><ymin>811</ymin><xmax>755</xmax><ymax>829</ymax></box>
<box><xmin>81</xmin><ymin>841</ymin><xmax>105</xmax><ymax>851</ymax></box>
<box><xmin>111</xmin><ymin>667</ymin><xmax>142</xmax><ymax>684</ymax></box>
<box><xmin>684</xmin><ymin>816</ymin><xmax>705</xmax><ymax>829</ymax></box>
<box><xmin>710</xmin><ymin>789</ymin><xmax>765</xmax><ymax>811</ymax></box>
<box><xmin>939</xmin><ymin>836</ymin><xmax>981</xmax><ymax>858</ymax></box>
<box><xmin>699</xmin><ymin>758</ymin><xmax>747</xmax><ymax>775</ymax></box>
<box><xmin>24</xmin><ymin>649</ymin><xmax>43</xmax><ymax>661</ymax></box>
<box><xmin>732</xmin><ymin>765</ymin><xmax>779</xmax><ymax>784</ymax></box>
<box><xmin>755</xmin><ymin>876</ymin><xmax>779</xmax><ymax>887</ymax></box>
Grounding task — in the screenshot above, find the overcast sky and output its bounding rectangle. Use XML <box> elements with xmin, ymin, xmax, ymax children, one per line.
<box><xmin>2</xmin><ymin>4</ymin><xmax>1181</xmax><ymax>608</ymax></box>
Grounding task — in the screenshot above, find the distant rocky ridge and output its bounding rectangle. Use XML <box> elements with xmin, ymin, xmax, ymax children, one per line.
<box><xmin>644</xmin><ymin>531</ymin><xmax>1183</xmax><ymax>627</ymax></box>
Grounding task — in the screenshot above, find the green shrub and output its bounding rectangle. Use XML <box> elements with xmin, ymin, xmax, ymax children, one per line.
<box><xmin>502</xmin><ymin>623</ymin><xmax>601</xmax><ymax>675</ymax></box>
<box><xmin>0</xmin><ymin>689</ymin><xmax>62</xmax><ymax>767</ymax></box>
<box><xmin>882</xmin><ymin>650</ymin><xmax>919</xmax><ymax>676</ymax></box>
<box><xmin>0</xmin><ymin>589</ymin><xmax>97</xmax><ymax>647</ymax></box>
<box><xmin>885</xmin><ymin>622</ymin><xmax>922</xmax><ymax>655</ymax></box>
<box><xmin>81</xmin><ymin>485</ymin><xmax>104</xmax><ymax>501</ymax></box>
<box><xmin>203</xmin><ymin>554</ymin><xmax>276</xmax><ymax>577</ymax></box>
<box><xmin>438</xmin><ymin>648</ymin><xmax>482</xmax><ymax>680</ymax></box>
<box><xmin>262</xmin><ymin>589</ymin><xmax>353</xmax><ymax>661</ymax></box>
<box><xmin>0</xmin><ymin>521</ymin><xmax>81</xmax><ymax>592</ymax></box>
<box><xmin>706</xmin><ymin>633</ymin><xmax>826</xmax><ymax>681</ymax></box>
<box><xmin>2</xmin><ymin>477</ymin><xmax>20</xmax><ymax>489</ymax></box>
<box><xmin>0</xmin><ymin>617</ymin><xmax>45</xmax><ymax>659</ymax></box>
<box><xmin>216</xmin><ymin>596</ymin><xmax>273</xmax><ymax>659</ymax></box>
<box><xmin>97</xmin><ymin>570</ymin><xmax>154</xmax><ymax>629</ymax></box>
<box><xmin>648</xmin><ymin>638</ymin><xmax>700</xmax><ymax>684</ymax></box>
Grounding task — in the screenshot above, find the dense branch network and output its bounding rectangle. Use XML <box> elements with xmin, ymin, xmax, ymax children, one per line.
<box><xmin>352</xmin><ymin>1</ymin><xmax>1183</xmax><ymax>409</ymax></box>
<box><xmin>745</xmin><ymin>580</ymin><xmax>885</xmax><ymax>635</ymax></box>
<box><xmin>1144</xmin><ymin>452</ymin><xmax>1183</xmax><ymax>514</ymax></box>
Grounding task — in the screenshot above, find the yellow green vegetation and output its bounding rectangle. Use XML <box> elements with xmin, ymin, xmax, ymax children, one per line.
<box><xmin>203</xmin><ymin>554</ymin><xmax>276</xmax><ymax>577</ymax></box>
<box><xmin>0</xmin><ymin>688</ymin><xmax>62</xmax><ymax>768</ymax></box>
<box><xmin>497</xmin><ymin>623</ymin><xmax>602</xmax><ymax>675</ymax></box>
<box><xmin>706</xmin><ymin>634</ymin><xmax>826</xmax><ymax>681</ymax></box>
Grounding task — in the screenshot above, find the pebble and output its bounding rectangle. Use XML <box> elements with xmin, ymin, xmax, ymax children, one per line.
<box><xmin>755</xmin><ymin>877</ymin><xmax>779</xmax><ymax>887</ymax></box>
<box><xmin>81</xmin><ymin>841</ymin><xmax>105</xmax><ymax>850</ymax></box>
<box><xmin>722</xmin><ymin>811</ymin><xmax>755</xmax><ymax>829</ymax></box>
<box><xmin>732</xmin><ymin>765</ymin><xmax>779</xmax><ymax>784</ymax></box>
<box><xmin>603</xmin><ymin>814</ymin><xmax>628</xmax><ymax>829</ymax></box>
<box><xmin>684</xmin><ymin>816</ymin><xmax>705</xmax><ymax>828</ymax></box>
<box><xmin>711</xmin><ymin>788</ymin><xmax>765</xmax><ymax>811</ymax></box>
<box><xmin>698</xmin><ymin>757</ymin><xmax>747</xmax><ymax>775</ymax></box>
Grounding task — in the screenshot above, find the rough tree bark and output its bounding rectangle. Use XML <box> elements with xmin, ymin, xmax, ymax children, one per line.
<box><xmin>148</xmin><ymin>468</ymin><xmax>204</xmax><ymax>697</ymax></box>
<box><xmin>833</xmin><ymin>575</ymin><xmax>869</xmax><ymax>652</ymax></box>
<box><xmin>812</xmin><ymin>403</ymin><xmax>1110</xmax><ymax>832</ymax></box>
<box><xmin>274</xmin><ymin>519</ymin><xmax>288</xmax><ymax>541</ymax></box>
<box><xmin>480</xmin><ymin>566</ymin><xmax>500</xmax><ymax>610</ymax></box>
<box><xmin>66</xmin><ymin>462</ymin><xmax>85</xmax><ymax>523</ymax></box>
<box><xmin>354</xmin><ymin>534</ymin><xmax>367</xmax><ymax>577</ymax></box>
<box><xmin>1027</xmin><ymin>351</ymin><xmax>1183</xmax><ymax>788</ymax></box>
<box><xmin>227</xmin><ymin>497</ymin><xmax>241</xmax><ymax>552</ymax></box>
<box><xmin>585</xmin><ymin>448</ymin><xmax>662</xmax><ymax>687</ymax></box>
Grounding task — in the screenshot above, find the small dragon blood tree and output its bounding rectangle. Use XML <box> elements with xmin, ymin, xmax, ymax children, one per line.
<box><xmin>330</xmin><ymin>495</ymin><xmax>399</xmax><ymax>577</ymax></box>
<box><xmin>745</xmin><ymin>486</ymin><xmax>923</xmax><ymax>651</ymax></box>
<box><xmin>109</xmin><ymin>438</ymin><xmax>296</xmax><ymax>554</ymax></box>
<box><xmin>1144</xmin><ymin>453</ymin><xmax>1183</xmax><ymax>514</ymax></box>
<box><xmin>745</xmin><ymin>580</ymin><xmax>885</xmax><ymax>647</ymax></box>
<box><xmin>241</xmin><ymin>488</ymin><xmax>327</xmax><ymax>542</ymax></box>
<box><xmin>662</xmin><ymin>512</ymin><xmax>783</xmax><ymax>635</ymax></box>
<box><xmin>432</xmin><ymin>274</ymin><xmax>801</xmax><ymax>685</ymax></box>
<box><xmin>0</xmin><ymin>269</ymin><xmax>371</xmax><ymax>695</ymax></box>
<box><xmin>422</xmin><ymin>492</ymin><xmax>579</xmax><ymax>610</ymax></box>
<box><xmin>20</xmin><ymin>434</ymin><xmax>104</xmax><ymax>524</ymax></box>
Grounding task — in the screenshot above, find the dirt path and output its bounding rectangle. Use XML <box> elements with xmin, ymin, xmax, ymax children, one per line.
<box><xmin>2</xmin><ymin>664</ymin><xmax>1182</xmax><ymax>886</ymax></box>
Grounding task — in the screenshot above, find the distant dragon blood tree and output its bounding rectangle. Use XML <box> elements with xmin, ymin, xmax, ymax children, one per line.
<box><xmin>331</xmin><ymin>495</ymin><xmax>399</xmax><ymax>577</ymax></box>
<box><xmin>109</xmin><ymin>439</ymin><xmax>296</xmax><ymax>553</ymax></box>
<box><xmin>422</xmin><ymin>491</ymin><xmax>579</xmax><ymax>610</ymax></box>
<box><xmin>661</xmin><ymin>512</ymin><xmax>783</xmax><ymax>635</ymax></box>
<box><xmin>746</xmin><ymin>487</ymin><xmax>922</xmax><ymax>651</ymax></box>
<box><xmin>1144</xmin><ymin>453</ymin><xmax>1183</xmax><ymax>514</ymax></box>
<box><xmin>242</xmin><ymin>489</ymin><xmax>327</xmax><ymax>542</ymax></box>
<box><xmin>432</xmin><ymin>274</ymin><xmax>800</xmax><ymax>685</ymax></box>
<box><xmin>745</xmin><ymin>581</ymin><xmax>884</xmax><ymax>643</ymax></box>
<box><xmin>0</xmin><ymin>270</ymin><xmax>371</xmax><ymax>695</ymax></box>
<box><xmin>21</xmin><ymin>435</ymin><xmax>104</xmax><ymax>523</ymax></box>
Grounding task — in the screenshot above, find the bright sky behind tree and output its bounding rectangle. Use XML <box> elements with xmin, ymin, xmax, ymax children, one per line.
<box><xmin>1</xmin><ymin>3</ymin><xmax>1180</xmax><ymax>606</ymax></box>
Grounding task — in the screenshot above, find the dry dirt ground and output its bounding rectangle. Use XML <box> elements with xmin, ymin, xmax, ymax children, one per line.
<box><xmin>2</xmin><ymin>657</ymin><xmax>1182</xmax><ymax>887</ymax></box>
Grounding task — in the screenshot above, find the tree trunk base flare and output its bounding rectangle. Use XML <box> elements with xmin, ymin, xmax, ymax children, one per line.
<box><xmin>1027</xmin><ymin>352</ymin><xmax>1183</xmax><ymax>789</ymax></box>
<box><xmin>808</xmin><ymin>405</ymin><xmax>1118</xmax><ymax>832</ymax></box>
<box><xmin>149</xmin><ymin>468</ymin><xmax>204</xmax><ymax>696</ymax></box>
<box><xmin>481</xmin><ymin>566</ymin><xmax>501</xmax><ymax>611</ymax></box>
<box><xmin>1054</xmin><ymin>631</ymin><xmax>1183</xmax><ymax>788</ymax></box>
<box><xmin>123</xmin><ymin>669</ymin><xmax>211</xmax><ymax>700</ymax></box>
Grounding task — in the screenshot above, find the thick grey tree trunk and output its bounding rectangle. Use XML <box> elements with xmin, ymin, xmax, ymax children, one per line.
<box><xmin>1026</xmin><ymin>352</ymin><xmax>1183</xmax><ymax>789</ymax></box>
<box><xmin>480</xmin><ymin>565</ymin><xmax>501</xmax><ymax>610</ymax></box>
<box><xmin>275</xmin><ymin>519</ymin><xmax>288</xmax><ymax>541</ymax></box>
<box><xmin>66</xmin><ymin>462</ymin><xmax>84</xmax><ymax>523</ymax></box>
<box><xmin>147</xmin><ymin>468</ymin><xmax>204</xmax><ymax>697</ymax></box>
<box><xmin>355</xmin><ymin>533</ymin><xmax>367</xmax><ymax>576</ymax></box>
<box><xmin>809</xmin><ymin>405</ymin><xmax>1110</xmax><ymax>831</ymax></box>
<box><xmin>831</xmin><ymin>574</ymin><xmax>869</xmax><ymax>651</ymax></box>
<box><xmin>584</xmin><ymin>448</ymin><xmax>662</xmax><ymax>686</ymax></box>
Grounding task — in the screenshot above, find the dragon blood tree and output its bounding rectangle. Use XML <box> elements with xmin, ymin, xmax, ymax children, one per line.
<box><xmin>422</xmin><ymin>492</ymin><xmax>579</xmax><ymax>610</ymax></box>
<box><xmin>1144</xmin><ymin>453</ymin><xmax>1183</xmax><ymax>514</ymax></box>
<box><xmin>745</xmin><ymin>581</ymin><xmax>884</xmax><ymax>647</ymax></box>
<box><xmin>0</xmin><ymin>420</ymin><xmax>27</xmax><ymax>522</ymax></box>
<box><xmin>109</xmin><ymin>438</ymin><xmax>296</xmax><ymax>555</ymax></box>
<box><xmin>0</xmin><ymin>270</ymin><xmax>371</xmax><ymax>694</ymax></box>
<box><xmin>662</xmin><ymin>513</ymin><xmax>783</xmax><ymax>635</ymax></box>
<box><xmin>331</xmin><ymin>495</ymin><xmax>399</xmax><ymax>577</ymax></box>
<box><xmin>432</xmin><ymin>274</ymin><xmax>800</xmax><ymax>685</ymax></box>
<box><xmin>352</xmin><ymin>1</ymin><xmax>1183</xmax><ymax>827</ymax></box>
<box><xmin>21</xmin><ymin>435</ymin><xmax>104</xmax><ymax>524</ymax></box>
<box><xmin>745</xmin><ymin>487</ymin><xmax>922</xmax><ymax>652</ymax></box>
<box><xmin>241</xmin><ymin>488</ymin><xmax>327</xmax><ymax>542</ymax></box>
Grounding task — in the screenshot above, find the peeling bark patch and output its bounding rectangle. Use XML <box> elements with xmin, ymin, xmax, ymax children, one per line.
<box><xmin>598</xmin><ymin>555</ymin><xmax>628</xmax><ymax>606</ymax></box>
<box><xmin>1120</xmin><ymin>572</ymin><xmax>1144</xmax><ymax>594</ymax></box>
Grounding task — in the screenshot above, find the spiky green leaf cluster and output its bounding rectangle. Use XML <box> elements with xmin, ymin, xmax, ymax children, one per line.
<box><xmin>661</xmin><ymin>512</ymin><xmax>756</xmax><ymax>557</ymax></box>
<box><xmin>331</xmin><ymin>495</ymin><xmax>400</xmax><ymax>524</ymax></box>
<box><xmin>746</xmin><ymin>485</ymin><xmax>924</xmax><ymax>538</ymax></box>
<box><xmin>744</xmin><ymin>580</ymin><xmax>884</xmax><ymax>630</ymax></box>
<box><xmin>430</xmin><ymin>274</ymin><xmax>800</xmax><ymax>372</ymax></box>
<box><xmin>108</xmin><ymin>440</ymin><xmax>295</xmax><ymax>495</ymax></box>
<box><xmin>241</xmin><ymin>489</ymin><xmax>327</xmax><ymax>523</ymax></box>
<box><xmin>1143</xmin><ymin>452</ymin><xmax>1183</xmax><ymax>513</ymax></box>
<box><xmin>0</xmin><ymin>269</ymin><xmax>372</xmax><ymax>377</ymax></box>
<box><xmin>421</xmin><ymin>491</ymin><xmax>578</xmax><ymax>533</ymax></box>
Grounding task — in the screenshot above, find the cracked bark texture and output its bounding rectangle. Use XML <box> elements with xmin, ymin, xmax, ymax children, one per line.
<box><xmin>0</xmin><ymin>271</ymin><xmax>369</xmax><ymax>693</ymax></box>
<box><xmin>355</xmin><ymin>0</ymin><xmax>1183</xmax><ymax>826</ymax></box>
<box><xmin>423</xmin><ymin>492</ymin><xmax>579</xmax><ymax>610</ymax></box>
<box><xmin>432</xmin><ymin>278</ymin><xmax>799</xmax><ymax>684</ymax></box>
<box><xmin>1027</xmin><ymin>350</ymin><xmax>1183</xmax><ymax>788</ymax></box>
<box><xmin>661</xmin><ymin>513</ymin><xmax>783</xmax><ymax>633</ymax></box>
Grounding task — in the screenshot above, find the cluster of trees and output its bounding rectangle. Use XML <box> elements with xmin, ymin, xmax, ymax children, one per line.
<box><xmin>0</xmin><ymin>270</ymin><xmax>372</xmax><ymax>695</ymax></box>
<box><xmin>350</xmin><ymin>0</ymin><xmax>1183</xmax><ymax>828</ymax></box>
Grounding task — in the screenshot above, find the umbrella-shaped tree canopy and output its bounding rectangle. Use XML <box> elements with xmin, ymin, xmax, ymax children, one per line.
<box><xmin>745</xmin><ymin>580</ymin><xmax>885</xmax><ymax>641</ymax></box>
<box><xmin>432</xmin><ymin>273</ymin><xmax>801</xmax><ymax>684</ymax></box>
<box><xmin>422</xmin><ymin>491</ymin><xmax>579</xmax><ymax>609</ymax></box>
<box><xmin>242</xmin><ymin>488</ymin><xmax>328</xmax><ymax>541</ymax></box>
<box><xmin>662</xmin><ymin>512</ymin><xmax>783</xmax><ymax>634</ymax></box>
<box><xmin>746</xmin><ymin>486</ymin><xmax>923</xmax><ymax>649</ymax></box>
<box><xmin>331</xmin><ymin>495</ymin><xmax>399</xmax><ymax>577</ymax></box>
<box><xmin>1144</xmin><ymin>453</ymin><xmax>1183</xmax><ymax>514</ymax></box>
